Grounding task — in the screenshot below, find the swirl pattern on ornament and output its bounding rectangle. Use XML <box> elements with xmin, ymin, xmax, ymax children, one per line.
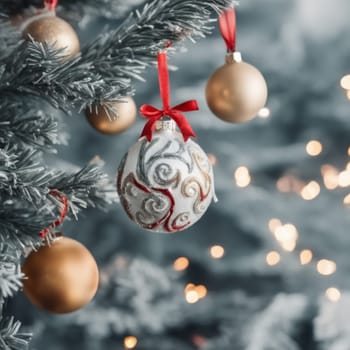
<box><xmin>120</xmin><ymin>174</ymin><xmax>172</xmax><ymax>230</ymax></box>
<box><xmin>137</xmin><ymin>137</ymin><xmax>193</xmax><ymax>188</ymax></box>
<box><xmin>172</xmin><ymin>212</ymin><xmax>191</xmax><ymax>230</ymax></box>
<box><xmin>136</xmin><ymin>193</ymin><xmax>171</xmax><ymax>228</ymax></box>
<box><xmin>182</xmin><ymin>148</ymin><xmax>213</xmax><ymax>214</ymax></box>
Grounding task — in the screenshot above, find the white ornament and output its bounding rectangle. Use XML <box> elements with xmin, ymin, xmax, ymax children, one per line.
<box><xmin>117</xmin><ymin>120</ymin><xmax>216</xmax><ymax>233</ymax></box>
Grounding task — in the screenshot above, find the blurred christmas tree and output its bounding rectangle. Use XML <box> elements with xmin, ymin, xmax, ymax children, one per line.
<box><xmin>2</xmin><ymin>0</ymin><xmax>350</xmax><ymax>349</ymax></box>
<box><xmin>0</xmin><ymin>0</ymin><xmax>235</xmax><ymax>349</ymax></box>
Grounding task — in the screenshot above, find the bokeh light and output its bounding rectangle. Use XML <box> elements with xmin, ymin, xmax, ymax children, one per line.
<box><xmin>266</xmin><ymin>251</ymin><xmax>281</xmax><ymax>266</ymax></box>
<box><xmin>340</xmin><ymin>75</ymin><xmax>350</xmax><ymax>90</ymax></box>
<box><xmin>192</xmin><ymin>335</ymin><xmax>207</xmax><ymax>348</ymax></box>
<box><xmin>306</xmin><ymin>140</ymin><xmax>323</xmax><ymax>156</ymax></box>
<box><xmin>268</xmin><ymin>218</ymin><xmax>282</xmax><ymax>233</ymax></box>
<box><xmin>234</xmin><ymin>166</ymin><xmax>251</xmax><ymax>188</ymax></box>
<box><xmin>300</xmin><ymin>249</ymin><xmax>313</xmax><ymax>265</ymax></box>
<box><xmin>301</xmin><ymin>181</ymin><xmax>320</xmax><ymax>200</ymax></box>
<box><xmin>210</xmin><ymin>245</ymin><xmax>225</xmax><ymax>259</ymax></box>
<box><xmin>274</xmin><ymin>224</ymin><xmax>298</xmax><ymax>252</ymax></box>
<box><xmin>186</xmin><ymin>290</ymin><xmax>199</xmax><ymax>304</ymax></box>
<box><xmin>258</xmin><ymin>107</ymin><xmax>270</xmax><ymax>118</ymax></box>
<box><xmin>124</xmin><ymin>336</ymin><xmax>138</xmax><ymax>349</ymax></box>
<box><xmin>275</xmin><ymin>224</ymin><xmax>298</xmax><ymax>242</ymax></box>
<box><xmin>338</xmin><ymin>170</ymin><xmax>350</xmax><ymax>187</ymax></box>
<box><xmin>317</xmin><ymin>259</ymin><xmax>337</xmax><ymax>276</ymax></box>
<box><xmin>343</xmin><ymin>194</ymin><xmax>350</xmax><ymax>205</ymax></box>
<box><xmin>276</xmin><ymin>175</ymin><xmax>305</xmax><ymax>193</ymax></box>
<box><xmin>173</xmin><ymin>257</ymin><xmax>190</xmax><ymax>271</ymax></box>
<box><xmin>321</xmin><ymin>165</ymin><xmax>339</xmax><ymax>190</ymax></box>
<box><xmin>196</xmin><ymin>285</ymin><xmax>208</xmax><ymax>299</ymax></box>
<box><xmin>325</xmin><ymin>287</ymin><xmax>341</xmax><ymax>302</ymax></box>
<box><xmin>276</xmin><ymin>176</ymin><xmax>293</xmax><ymax>193</ymax></box>
<box><xmin>280</xmin><ymin>240</ymin><xmax>296</xmax><ymax>252</ymax></box>
<box><xmin>185</xmin><ymin>283</ymin><xmax>196</xmax><ymax>292</ymax></box>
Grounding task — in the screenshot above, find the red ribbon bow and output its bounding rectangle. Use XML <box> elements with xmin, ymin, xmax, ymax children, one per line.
<box><xmin>140</xmin><ymin>51</ymin><xmax>198</xmax><ymax>142</ymax></box>
<box><xmin>219</xmin><ymin>7</ymin><xmax>237</xmax><ymax>52</ymax></box>
<box><xmin>44</xmin><ymin>0</ymin><xmax>58</xmax><ymax>11</ymax></box>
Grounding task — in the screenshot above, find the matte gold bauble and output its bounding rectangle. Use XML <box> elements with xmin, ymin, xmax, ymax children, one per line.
<box><xmin>22</xmin><ymin>236</ymin><xmax>99</xmax><ymax>314</ymax></box>
<box><xmin>206</xmin><ymin>54</ymin><xmax>268</xmax><ymax>123</ymax></box>
<box><xmin>23</xmin><ymin>16</ymin><xmax>80</xmax><ymax>60</ymax></box>
<box><xmin>86</xmin><ymin>97</ymin><xmax>137</xmax><ymax>135</ymax></box>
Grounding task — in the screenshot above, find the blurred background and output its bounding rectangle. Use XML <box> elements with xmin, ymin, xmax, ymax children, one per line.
<box><xmin>11</xmin><ymin>0</ymin><xmax>350</xmax><ymax>349</ymax></box>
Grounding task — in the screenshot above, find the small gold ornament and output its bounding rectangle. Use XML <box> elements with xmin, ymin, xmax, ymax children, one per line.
<box><xmin>22</xmin><ymin>236</ymin><xmax>99</xmax><ymax>314</ymax></box>
<box><xmin>85</xmin><ymin>97</ymin><xmax>137</xmax><ymax>135</ymax></box>
<box><xmin>206</xmin><ymin>52</ymin><xmax>268</xmax><ymax>123</ymax></box>
<box><xmin>23</xmin><ymin>15</ymin><xmax>80</xmax><ymax>60</ymax></box>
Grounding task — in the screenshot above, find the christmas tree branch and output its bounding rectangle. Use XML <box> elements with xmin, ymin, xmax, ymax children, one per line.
<box><xmin>0</xmin><ymin>316</ymin><xmax>31</xmax><ymax>350</ymax></box>
<box><xmin>0</xmin><ymin>160</ymin><xmax>117</xmax><ymax>250</ymax></box>
<box><xmin>0</xmin><ymin>245</ymin><xmax>23</xmax><ymax>298</ymax></box>
<box><xmin>243</xmin><ymin>295</ymin><xmax>310</xmax><ymax>350</ymax></box>
<box><xmin>80</xmin><ymin>0</ymin><xmax>235</xmax><ymax>80</ymax></box>
<box><xmin>0</xmin><ymin>0</ymin><xmax>234</xmax><ymax>111</ymax></box>
<box><xmin>0</xmin><ymin>160</ymin><xmax>117</xmax><ymax>215</ymax></box>
<box><xmin>0</xmin><ymin>100</ymin><xmax>61</xmax><ymax>151</ymax></box>
<box><xmin>0</xmin><ymin>39</ymin><xmax>132</xmax><ymax>111</ymax></box>
<box><xmin>0</xmin><ymin>0</ymin><xmax>145</xmax><ymax>20</ymax></box>
<box><xmin>65</xmin><ymin>258</ymin><xmax>187</xmax><ymax>335</ymax></box>
<box><xmin>49</xmin><ymin>162</ymin><xmax>118</xmax><ymax>216</ymax></box>
<box><xmin>61</xmin><ymin>0</ymin><xmax>146</xmax><ymax>20</ymax></box>
<box><xmin>0</xmin><ymin>204</ymin><xmax>58</xmax><ymax>250</ymax></box>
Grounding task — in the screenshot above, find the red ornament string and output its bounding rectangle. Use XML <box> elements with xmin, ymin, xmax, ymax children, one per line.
<box><xmin>139</xmin><ymin>49</ymin><xmax>198</xmax><ymax>142</ymax></box>
<box><xmin>219</xmin><ymin>7</ymin><xmax>237</xmax><ymax>52</ymax></box>
<box><xmin>44</xmin><ymin>0</ymin><xmax>58</xmax><ymax>11</ymax></box>
<box><xmin>40</xmin><ymin>190</ymin><xmax>68</xmax><ymax>238</ymax></box>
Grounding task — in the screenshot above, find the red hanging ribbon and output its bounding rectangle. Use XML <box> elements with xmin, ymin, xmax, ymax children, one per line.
<box><xmin>40</xmin><ymin>190</ymin><xmax>68</xmax><ymax>238</ymax></box>
<box><xmin>219</xmin><ymin>7</ymin><xmax>237</xmax><ymax>52</ymax></box>
<box><xmin>140</xmin><ymin>51</ymin><xmax>198</xmax><ymax>142</ymax></box>
<box><xmin>44</xmin><ymin>0</ymin><xmax>58</xmax><ymax>11</ymax></box>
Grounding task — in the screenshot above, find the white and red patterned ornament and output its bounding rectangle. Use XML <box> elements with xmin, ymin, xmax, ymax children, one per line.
<box><xmin>117</xmin><ymin>50</ymin><xmax>216</xmax><ymax>233</ymax></box>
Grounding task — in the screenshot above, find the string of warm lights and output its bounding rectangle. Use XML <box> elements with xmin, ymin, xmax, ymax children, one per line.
<box><xmin>172</xmin><ymin>244</ymin><xmax>225</xmax><ymax>306</ymax></box>
<box><xmin>269</xmin><ymin>134</ymin><xmax>346</xmax><ymax>303</ymax></box>
<box><xmin>266</xmin><ymin>219</ymin><xmax>340</xmax><ymax>302</ymax></box>
<box><xmin>231</xmin><ymin>102</ymin><xmax>348</xmax><ymax>306</ymax></box>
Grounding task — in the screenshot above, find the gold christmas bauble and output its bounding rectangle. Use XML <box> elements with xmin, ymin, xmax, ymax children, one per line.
<box><xmin>85</xmin><ymin>97</ymin><xmax>137</xmax><ymax>135</ymax></box>
<box><xmin>22</xmin><ymin>236</ymin><xmax>99</xmax><ymax>314</ymax></box>
<box><xmin>206</xmin><ymin>54</ymin><xmax>268</xmax><ymax>123</ymax></box>
<box><xmin>23</xmin><ymin>16</ymin><xmax>80</xmax><ymax>60</ymax></box>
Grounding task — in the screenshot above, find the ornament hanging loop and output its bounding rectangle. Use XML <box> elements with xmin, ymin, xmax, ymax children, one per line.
<box><xmin>40</xmin><ymin>189</ymin><xmax>68</xmax><ymax>239</ymax></box>
<box><xmin>225</xmin><ymin>51</ymin><xmax>242</xmax><ymax>64</ymax></box>
<box><xmin>140</xmin><ymin>49</ymin><xmax>198</xmax><ymax>142</ymax></box>
<box><xmin>44</xmin><ymin>0</ymin><xmax>58</xmax><ymax>11</ymax></box>
<box><xmin>219</xmin><ymin>7</ymin><xmax>237</xmax><ymax>52</ymax></box>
